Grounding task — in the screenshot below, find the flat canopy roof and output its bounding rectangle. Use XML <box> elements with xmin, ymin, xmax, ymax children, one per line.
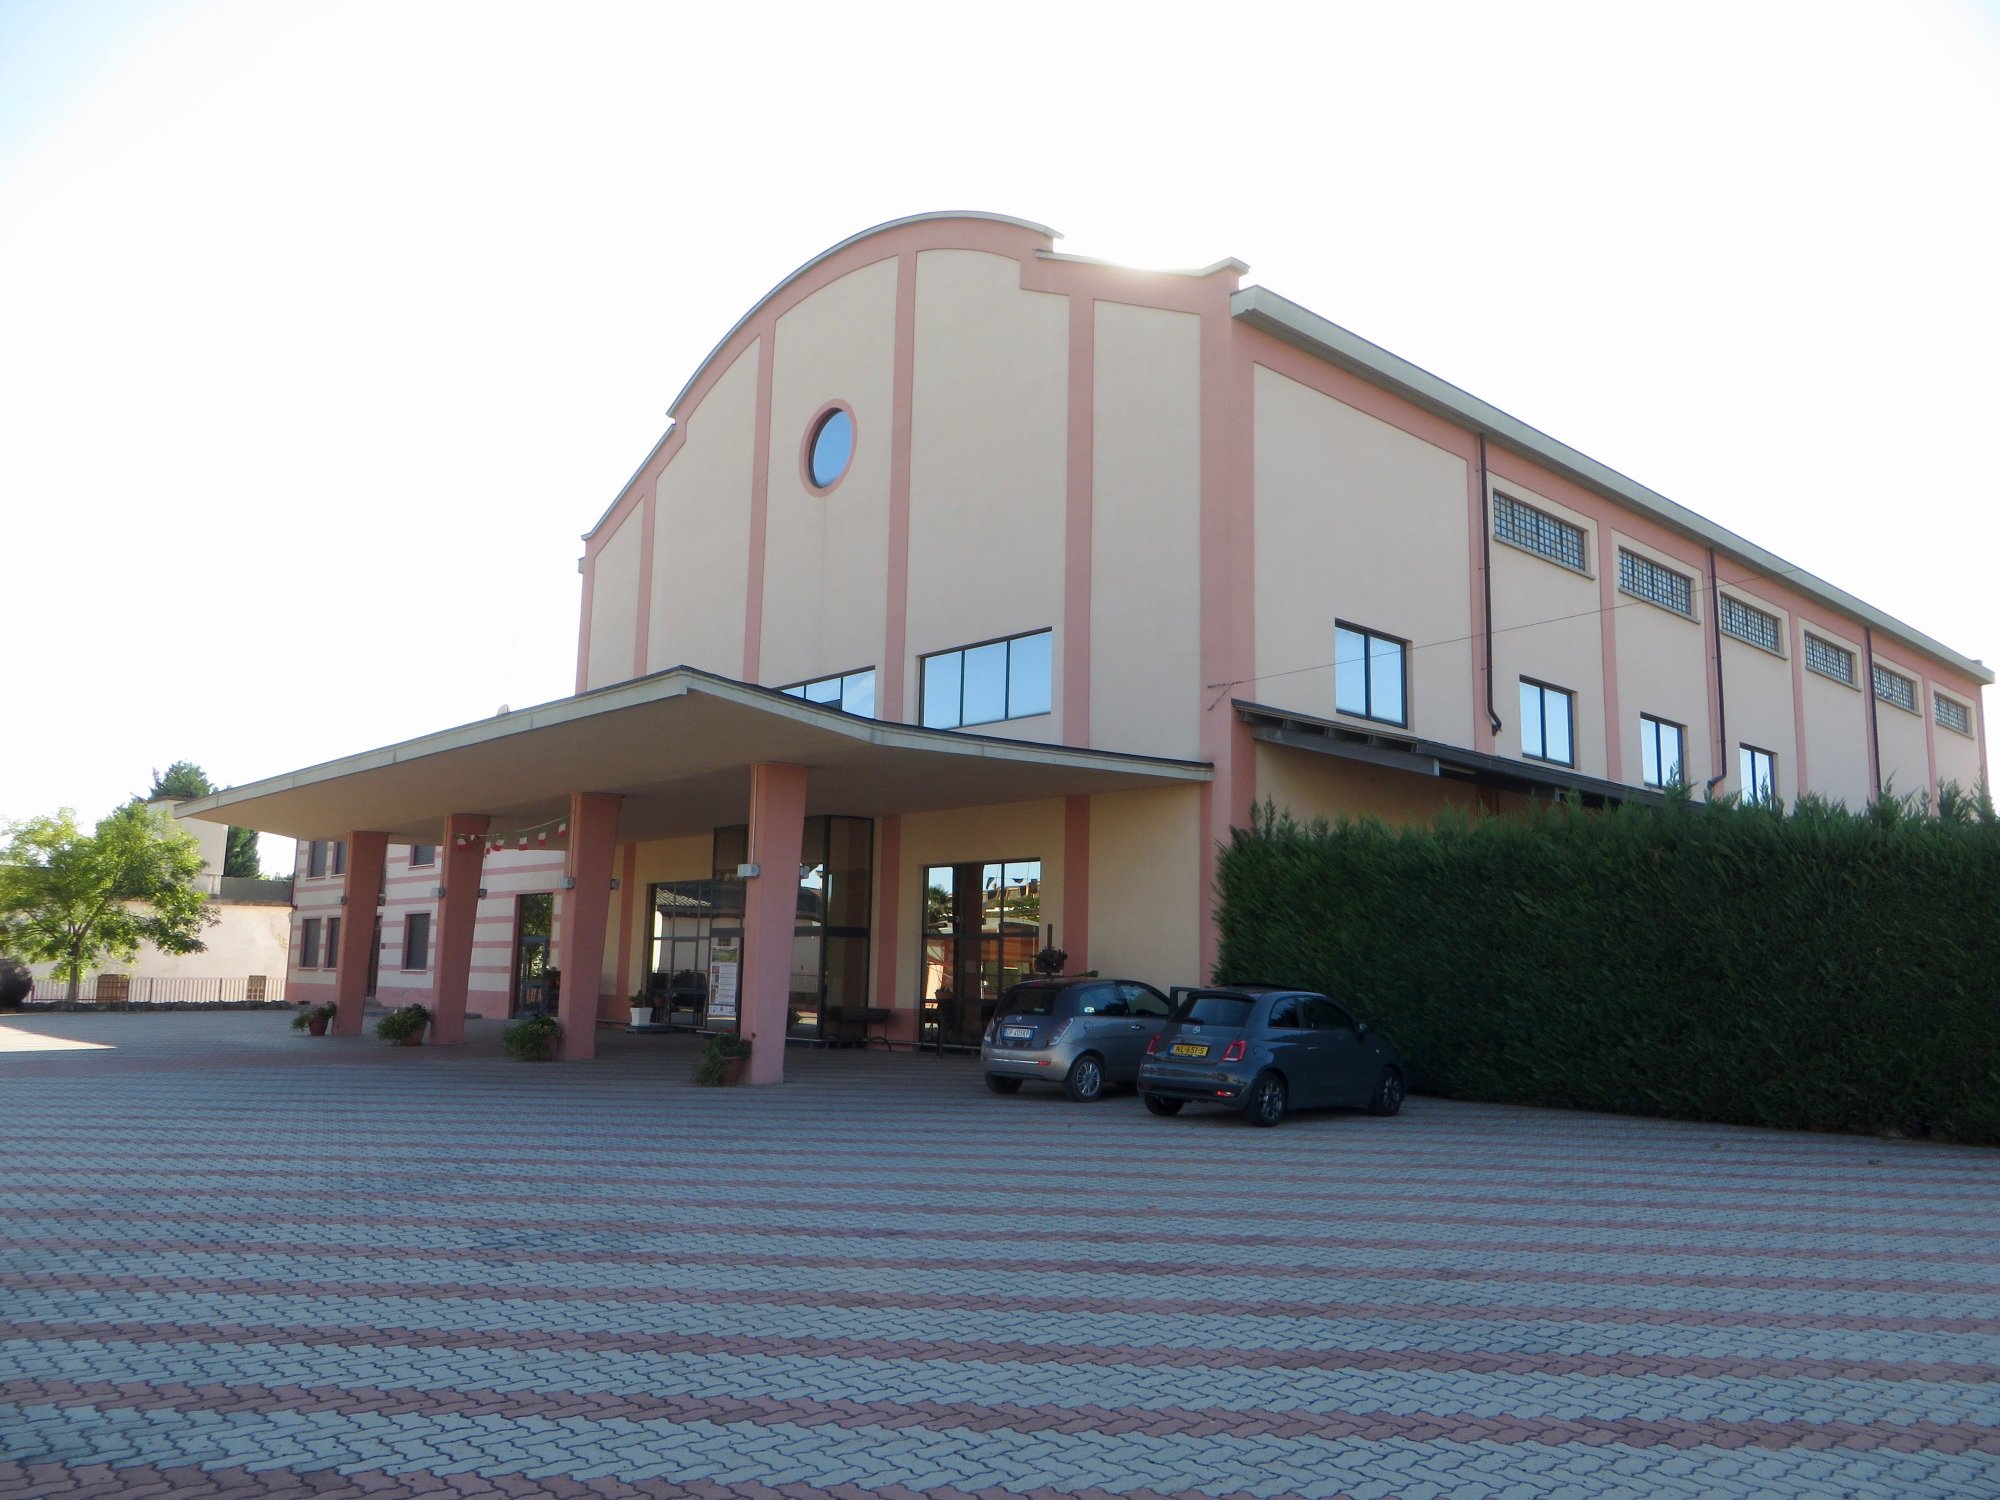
<box><xmin>175</xmin><ymin>668</ymin><xmax>1212</xmax><ymax>844</ymax></box>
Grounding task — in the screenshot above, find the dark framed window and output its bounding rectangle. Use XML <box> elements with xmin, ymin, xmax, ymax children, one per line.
<box><xmin>1936</xmin><ymin>694</ymin><xmax>1972</xmax><ymax>736</ymax></box>
<box><xmin>409</xmin><ymin>845</ymin><xmax>436</xmax><ymax>868</ymax></box>
<box><xmin>324</xmin><ymin>916</ymin><xmax>340</xmax><ymax>971</ymax></box>
<box><xmin>1334</xmin><ymin>623</ymin><xmax>1407</xmax><ymax>726</ymax></box>
<box><xmin>1519</xmin><ymin>678</ymin><xmax>1575</xmax><ymax>765</ymax></box>
<box><xmin>1492</xmin><ymin>493</ymin><xmax>1587</xmax><ymax>572</ymax></box>
<box><xmin>1719</xmin><ymin>595</ymin><xmax>1782</xmax><ymax>654</ymax></box>
<box><xmin>1872</xmin><ymin>664</ymin><xmax>1917</xmax><ymax>713</ymax></box>
<box><xmin>402</xmin><ymin>912</ymin><xmax>430</xmax><ymax>971</ymax></box>
<box><xmin>305</xmin><ymin>841</ymin><xmax>326</xmax><ymax>878</ymax></box>
<box><xmin>1639</xmin><ymin>714</ymin><xmax>1685</xmax><ymax>789</ymax></box>
<box><xmin>1804</xmin><ymin>633</ymin><xmax>1856</xmax><ymax>686</ymax></box>
<box><xmin>300</xmin><ymin>917</ymin><xmax>321</xmax><ymax>969</ymax></box>
<box><xmin>922</xmin><ymin>859</ymin><xmax>1041</xmax><ymax>1046</ymax></box>
<box><xmin>1617</xmin><ymin>548</ymin><xmax>1693</xmax><ymax>618</ymax></box>
<box><xmin>330</xmin><ymin>841</ymin><xmax>346</xmax><ymax>876</ymax></box>
<box><xmin>781</xmin><ymin>668</ymin><xmax>876</xmax><ymax>718</ymax></box>
<box><xmin>920</xmin><ymin>630</ymin><xmax>1052</xmax><ymax>729</ymax></box>
<box><xmin>1741</xmin><ymin>745</ymin><xmax>1778</xmax><ymax>808</ymax></box>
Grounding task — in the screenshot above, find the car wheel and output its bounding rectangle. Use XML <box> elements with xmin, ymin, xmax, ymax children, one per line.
<box><xmin>1245</xmin><ymin>1071</ymin><xmax>1288</xmax><ymax>1127</ymax></box>
<box><xmin>985</xmin><ymin>1074</ymin><xmax>1023</xmax><ymax>1095</ymax></box>
<box><xmin>1143</xmin><ymin>1094</ymin><xmax>1184</xmax><ymax>1117</ymax></box>
<box><xmin>1063</xmin><ymin>1053</ymin><xmax>1107</xmax><ymax>1103</ymax></box>
<box><xmin>1367</xmin><ymin>1066</ymin><xmax>1405</xmax><ymax>1116</ymax></box>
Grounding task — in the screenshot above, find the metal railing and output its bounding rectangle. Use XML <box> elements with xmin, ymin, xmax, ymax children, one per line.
<box><xmin>25</xmin><ymin>975</ymin><xmax>287</xmax><ymax>1005</ymax></box>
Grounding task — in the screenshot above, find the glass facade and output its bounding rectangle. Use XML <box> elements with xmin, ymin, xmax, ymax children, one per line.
<box><xmin>921</xmin><ymin>859</ymin><xmax>1042</xmax><ymax>1048</ymax></box>
<box><xmin>920</xmin><ymin>631</ymin><xmax>1052</xmax><ymax>729</ymax></box>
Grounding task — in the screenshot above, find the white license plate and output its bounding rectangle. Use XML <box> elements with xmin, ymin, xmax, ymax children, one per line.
<box><xmin>1003</xmin><ymin>1027</ymin><xmax>1034</xmax><ymax>1040</ymax></box>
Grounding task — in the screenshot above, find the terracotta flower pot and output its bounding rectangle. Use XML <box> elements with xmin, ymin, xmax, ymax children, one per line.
<box><xmin>307</xmin><ymin>1016</ymin><xmax>329</xmax><ymax>1036</ymax></box>
<box><xmin>399</xmin><ymin>1032</ymin><xmax>424</xmax><ymax>1047</ymax></box>
<box><xmin>719</xmin><ymin>1056</ymin><xmax>746</xmax><ymax>1086</ymax></box>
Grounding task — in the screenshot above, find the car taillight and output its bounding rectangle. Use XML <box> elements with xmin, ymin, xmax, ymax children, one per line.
<box><xmin>982</xmin><ymin>1015</ymin><xmax>998</xmax><ymax>1045</ymax></box>
<box><xmin>1221</xmin><ymin>1039</ymin><xmax>1247</xmax><ymax>1062</ymax></box>
<box><xmin>1043</xmin><ymin>1019</ymin><xmax>1072</xmax><ymax>1047</ymax></box>
<box><xmin>1145</xmin><ymin>1032</ymin><xmax>1160</xmax><ymax>1055</ymax></box>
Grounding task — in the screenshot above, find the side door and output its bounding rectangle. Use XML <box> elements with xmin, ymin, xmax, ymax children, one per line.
<box><xmin>1302</xmin><ymin>996</ymin><xmax>1374</xmax><ymax>1106</ymax></box>
<box><xmin>1111</xmin><ymin>982</ymin><xmax>1173</xmax><ymax>1080</ymax></box>
<box><xmin>1261</xmin><ymin>995</ymin><xmax>1316</xmax><ymax>1102</ymax></box>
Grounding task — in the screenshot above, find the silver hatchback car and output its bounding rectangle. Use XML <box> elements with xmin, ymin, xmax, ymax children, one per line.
<box><xmin>980</xmin><ymin>976</ymin><xmax>1176</xmax><ymax>1101</ymax></box>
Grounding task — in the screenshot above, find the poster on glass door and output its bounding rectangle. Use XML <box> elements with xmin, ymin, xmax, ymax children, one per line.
<box><xmin>707</xmin><ymin>944</ymin><xmax>741</xmax><ymax>1022</ymax></box>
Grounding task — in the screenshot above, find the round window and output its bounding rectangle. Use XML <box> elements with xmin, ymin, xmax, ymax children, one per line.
<box><xmin>806</xmin><ymin>406</ymin><xmax>854</xmax><ymax>491</ymax></box>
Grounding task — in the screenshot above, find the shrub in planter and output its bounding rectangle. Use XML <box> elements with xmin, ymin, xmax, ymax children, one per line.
<box><xmin>693</xmin><ymin>1031</ymin><xmax>751</xmax><ymax>1086</ymax></box>
<box><xmin>504</xmin><ymin>1012</ymin><xmax>562</xmax><ymax>1061</ymax></box>
<box><xmin>374</xmin><ymin>1003</ymin><xmax>432</xmax><ymax>1046</ymax></box>
<box><xmin>0</xmin><ymin>955</ymin><xmax>30</xmax><ymax>1009</ymax></box>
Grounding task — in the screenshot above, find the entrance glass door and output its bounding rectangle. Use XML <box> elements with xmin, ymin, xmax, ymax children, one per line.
<box><xmin>512</xmin><ymin>893</ymin><xmax>553</xmax><ymax>1015</ymax></box>
<box><xmin>921</xmin><ymin>859</ymin><xmax>1041</xmax><ymax>1048</ymax></box>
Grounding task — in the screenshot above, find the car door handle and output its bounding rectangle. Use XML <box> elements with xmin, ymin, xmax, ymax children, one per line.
<box><xmin>1128</xmin><ymin>1023</ymin><xmax>1145</xmax><ymax>1031</ymax></box>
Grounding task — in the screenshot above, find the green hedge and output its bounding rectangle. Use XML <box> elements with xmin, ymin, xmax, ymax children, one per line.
<box><xmin>1216</xmin><ymin>789</ymin><xmax>2000</xmax><ymax>1144</ymax></box>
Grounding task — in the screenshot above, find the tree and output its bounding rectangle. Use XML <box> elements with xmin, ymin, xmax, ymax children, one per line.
<box><xmin>0</xmin><ymin>805</ymin><xmax>214</xmax><ymax>1002</ymax></box>
<box><xmin>144</xmin><ymin>761</ymin><xmax>261</xmax><ymax>879</ymax></box>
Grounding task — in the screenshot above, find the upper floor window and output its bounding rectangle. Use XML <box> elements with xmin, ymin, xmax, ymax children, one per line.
<box><xmin>920</xmin><ymin>630</ymin><xmax>1052</xmax><ymax>729</ymax></box>
<box><xmin>1719</xmin><ymin>595</ymin><xmax>1781</xmax><ymax>654</ymax></box>
<box><xmin>1803</xmin><ymin>633</ymin><xmax>1856</xmax><ymax>686</ymax></box>
<box><xmin>805</xmin><ymin>405</ymin><xmax>855</xmax><ymax>492</ymax></box>
<box><xmin>409</xmin><ymin>845</ymin><xmax>436</xmax><ymax>868</ymax></box>
<box><xmin>1519</xmin><ymin>679</ymin><xmax>1575</xmax><ymax>766</ymax></box>
<box><xmin>305</xmin><ymin>841</ymin><xmax>326</xmax><ymax>878</ymax></box>
<box><xmin>330</xmin><ymin>841</ymin><xmax>346</xmax><ymax>876</ymax></box>
<box><xmin>299</xmin><ymin>917</ymin><xmax>322</xmax><ymax>969</ymax></box>
<box><xmin>1334</xmin><ymin>624</ymin><xmax>1407</xmax><ymax>726</ymax></box>
<box><xmin>1935</xmin><ymin>693</ymin><xmax>1972</xmax><ymax>736</ymax></box>
<box><xmin>1639</xmin><ymin>714</ymin><xmax>1685</xmax><ymax>789</ymax></box>
<box><xmin>1617</xmin><ymin>548</ymin><xmax>1693</xmax><ymax>618</ymax></box>
<box><xmin>1872</xmin><ymin>663</ymin><xmax>1917</xmax><ymax>713</ymax></box>
<box><xmin>1492</xmin><ymin>493</ymin><xmax>1587</xmax><ymax>572</ymax></box>
<box><xmin>782</xmin><ymin>668</ymin><xmax>876</xmax><ymax>719</ymax></box>
<box><xmin>1741</xmin><ymin>745</ymin><xmax>1778</xmax><ymax>807</ymax></box>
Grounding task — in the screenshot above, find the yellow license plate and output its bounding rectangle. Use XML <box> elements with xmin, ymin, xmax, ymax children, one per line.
<box><xmin>1171</xmin><ymin>1043</ymin><xmax>1210</xmax><ymax>1058</ymax></box>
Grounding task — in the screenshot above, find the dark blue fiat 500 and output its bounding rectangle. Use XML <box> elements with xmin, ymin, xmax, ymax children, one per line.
<box><xmin>1136</xmin><ymin>984</ymin><xmax>1405</xmax><ymax>1127</ymax></box>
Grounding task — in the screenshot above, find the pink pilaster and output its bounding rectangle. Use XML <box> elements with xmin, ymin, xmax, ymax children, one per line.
<box><xmin>557</xmin><ymin>792</ymin><xmax>623</xmax><ymax>1061</ymax></box>
<box><xmin>1062</xmin><ymin>795</ymin><xmax>1090</xmax><ymax>972</ymax></box>
<box><xmin>330</xmin><ymin>832</ymin><xmax>388</xmax><ymax>1034</ymax></box>
<box><xmin>429</xmin><ymin>814</ymin><xmax>490</xmax><ymax>1046</ymax></box>
<box><xmin>742</xmin><ymin>763</ymin><xmax>809</xmax><ymax>1086</ymax></box>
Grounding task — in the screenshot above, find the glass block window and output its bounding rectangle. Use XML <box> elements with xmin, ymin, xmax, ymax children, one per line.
<box><xmin>1936</xmin><ymin>694</ymin><xmax>1972</xmax><ymax>736</ymax></box>
<box><xmin>1493</xmin><ymin>493</ymin><xmax>1586</xmax><ymax>572</ymax></box>
<box><xmin>1803</xmin><ymin>634</ymin><xmax>1856</xmax><ymax>686</ymax></box>
<box><xmin>781</xmin><ymin>668</ymin><xmax>876</xmax><ymax>719</ymax></box>
<box><xmin>1617</xmin><ymin>548</ymin><xmax>1693</xmax><ymax>617</ymax></box>
<box><xmin>1719</xmin><ymin>595</ymin><xmax>1781</xmax><ymax>653</ymax></box>
<box><xmin>1873</xmin><ymin>664</ymin><xmax>1917</xmax><ymax>713</ymax></box>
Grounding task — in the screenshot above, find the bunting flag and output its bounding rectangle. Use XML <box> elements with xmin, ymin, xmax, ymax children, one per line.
<box><xmin>482</xmin><ymin>814</ymin><xmax>572</xmax><ymax>855</ymax></box>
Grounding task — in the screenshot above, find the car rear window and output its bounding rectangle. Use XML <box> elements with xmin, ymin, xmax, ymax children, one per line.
<box><xmin>1177</xmin><ymin>994</ymin><xmax>1253</xmax><ymax>1027</ymax></box>
<box><xmin>1001</xmin><ymin>985</ymin><xmax>1062</xmax><ymax>1016</ymax></box>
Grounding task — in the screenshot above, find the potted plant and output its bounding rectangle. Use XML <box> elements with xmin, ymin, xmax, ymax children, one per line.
<box><xmin>308</xmin><ymin>1003</ymin><xmax>336</xmax><ymax>1035</ymax></box>
<box><xmin>375</xmin><ymin>1003</ymin><xmax>432</xmax><ymax>1046</ymax></box>
<box><xmin>693</xmin><ymin>1031</ymin><xmax>750</xmax><ymax>1086</ymax></box>
<box><xmin>503</xmin><ymin>1012</ymin><xmax>562</xmax><ymax>1061</ymax></box>
<box><xmin>628</xmin><ymin>990</ymin><xmax>656</xmax><ymax>1028</ymax></box>
<box><xmin>290</xmin><ymin>1006</ymin><xmax>313</xmax><ymax>1033</ymax></box>
<box><xmin>1033</xmin><ymin>946</ymin><xmax>1068</xmax><ymax>977</ymax></box>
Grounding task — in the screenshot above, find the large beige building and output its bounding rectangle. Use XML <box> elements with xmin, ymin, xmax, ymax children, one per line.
<box><xmin>189</xmin><ymin>213</ymin><xmax>1991</xmax><ymax>1078</ymax></box>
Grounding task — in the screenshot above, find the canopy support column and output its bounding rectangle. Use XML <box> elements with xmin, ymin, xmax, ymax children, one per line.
<box><xmin>557</xmin><ymin>792</ymin><xmax>622</xmax><ymax>1061</ymax></box>
<box><xmin>429</xmin><ymin>813</ymin><xmax>490</xmax><ymax>1046</ymax></box>
<box><xmin>330</xmin><ymin>832</ymin><xmax>388</xmax><ymax>1035</ymax></box>
<box><xmin>742</xmin><ymin>763</ymin><xmax>808</xmax><ymax>1085</ymax></box>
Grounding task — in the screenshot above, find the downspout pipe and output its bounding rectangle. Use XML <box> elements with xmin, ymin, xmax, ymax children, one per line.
<box><xmin>1863</xmin><ymin>626</ymin><xmax>1883</xmax><ymax>800</ymax></box>
<box><xmin>1706</xmin><ymin>547</ymin><xmax>1729</xmax><ymax>795</ymax></box>
<box><xmin>1478</xmin><ymin>434</ymin><xmax>1501</xmax><ymax>736</ymax></box>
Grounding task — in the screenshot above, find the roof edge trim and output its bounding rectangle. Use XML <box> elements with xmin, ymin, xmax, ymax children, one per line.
<box><xmin>1231</xmin><ymin>285</ymin><xmax>1992</xmax><ymax>685</ymax></box>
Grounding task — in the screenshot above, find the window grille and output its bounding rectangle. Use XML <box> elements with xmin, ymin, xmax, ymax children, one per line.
<box><xmin>1803</xmin><ymin>634</ymin><xmax>1855</xmax><ymax>685</ymax></box>
<box><xmin>1493</xmin><ymin>493</ymin><xmax>1586</xmax><ymax>572</ymax></box>
<box><xmin>1617</xmin><ymin>548</ymin><xmax>1692</xmax><ymax>617</ymax></box>
<box><xmin>1936</xmin><ymin>695</ymin><xmax>1971</xmax><ymax>735</ymax></box>
<box><xmin>1719</xmin><ymin>595</ymin><xmax>1781</xmax><ymax>654</ymax></box>
<box><xmin>1872</xmin><ymin>664</ymin><xmax>1917</xmax><ymax>713</ymax></box>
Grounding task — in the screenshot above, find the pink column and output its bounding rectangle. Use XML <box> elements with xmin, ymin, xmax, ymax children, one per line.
<box><xmin>742</xmin><ymin>763</ymin><xmax>808</xmax><ymax>1086</ymax></box>
<box><xmin>557</xmin><ymin>792</ymin><xmax>623</xmax><ymax>1062</ymax></box>
<box><xmin>1062</xmin><ymin>795</ymin><xmax>1090</xmax><ymax>972</ymax></box>
<box><xmin>429</xmin><ymin>813</ymin><xmax>490</xmax><ymax>1046</ymax></box>
<box><xmin>330</xmin><ymin>832</ymin><xmax>388</xmax><ymax>1035</ymax></box>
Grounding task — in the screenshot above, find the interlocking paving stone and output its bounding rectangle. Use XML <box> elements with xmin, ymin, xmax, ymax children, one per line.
<box><xmin>2</xmin><ymin>1010</ymin><xmax>1997</xmax><ymax>1498</ymax></box>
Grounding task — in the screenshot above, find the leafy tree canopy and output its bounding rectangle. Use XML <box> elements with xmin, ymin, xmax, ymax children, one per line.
<box><xmin>141</xmin><ymin>761</ymin><xmax>260</xmax><ymax>879</ymax></box>
<box><xmin>0</xmin><ymin>804</ymin><xmax>214</xmax><ymax>1002</ymax></box>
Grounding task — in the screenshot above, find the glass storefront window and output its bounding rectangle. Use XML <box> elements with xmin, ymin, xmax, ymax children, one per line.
<box><xmin>922</xmin><ymin>858</ymin><xmax>1041</xmax><ymax>1047</ymax></box>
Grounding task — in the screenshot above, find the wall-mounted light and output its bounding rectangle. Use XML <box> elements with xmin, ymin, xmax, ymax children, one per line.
<box><xmin>737</xmin><ymin>863</ymin><xmax>760</xmax><ymax>879</ymax></box>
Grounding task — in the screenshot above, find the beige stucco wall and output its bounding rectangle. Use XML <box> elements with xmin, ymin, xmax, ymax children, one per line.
<box><xmin>1255</xmin><ymin>740</ymin><xmax>1484</xmax><ymax>829</ymax></box>
<box><xmin>585</xmin><ymin>507</ymin><xmax>642</xmax><ymax>690</ymax></box>
<box><xmin>905</xmin><ymin>250</ymin><xmax>1069</xmax><ymax>741</ymax></box>
<box><xmin>1610</xmin><ymin>534</ymin><xmax>1713</xmax><ymax>792</ymax></box>
<box><xmin>81</xmin><ymin>900</ymin><xmax>292</xmax><ymax>986</ymax></box>
<box><xmin>1252</xmin><ymin>366</ymin><xmax>1474</xmax><ymax>745</ymax></box>
<box><xmin>1488</xmin><ymin>483</ymin><xmax>1607</xmax><ymax>777</ymax></box>
<box><xmin>649</xmin><ymin>340</ymin><xmax>760</xmax><ymax>678</ymax></box>
<box><xmin>1798</xmin><ymin>628</ymin><xmax>1871</xmax><ymax>807</ymax></box>
<box><xmin>1719</xmin><ymin>598</ymin><xmax>1798</xmax><ymax>804</ymax></box>
<box><xmin>1090</xmin><ymin>300</ymin><xmax>1202</xmax><ymax>759</ymax></box>
<box><xmin>465</xmin><ymin>849</ymin><xmax>566</xmax><ymax>1014</ymax></box>
<box><xmin>1933</xmin><ymin>687</ymin><xmax>1984</xmax><ymax>792</ymax></box>
<box><xmin>1086</xmin><ymin>785</ymin><xmax>1201</xmax><ymax>986</ymax></box>
<box><xmin>760</xmin><ymin>258</ymin><xmax>898</xmax><ymax>691</ymax></box>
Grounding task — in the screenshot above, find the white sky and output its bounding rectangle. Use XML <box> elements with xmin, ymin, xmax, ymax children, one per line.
<box><xmin>3</xmin><ymin>0</ymin><xmax>1996</xmax><ymax>875</ymax></box>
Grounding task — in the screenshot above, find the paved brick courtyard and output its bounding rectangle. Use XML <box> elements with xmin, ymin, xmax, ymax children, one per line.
<box><xmin>1</xmin><ymin>1011</ymin><xmax>1995</xmax><ymax>1499</ymax></box>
